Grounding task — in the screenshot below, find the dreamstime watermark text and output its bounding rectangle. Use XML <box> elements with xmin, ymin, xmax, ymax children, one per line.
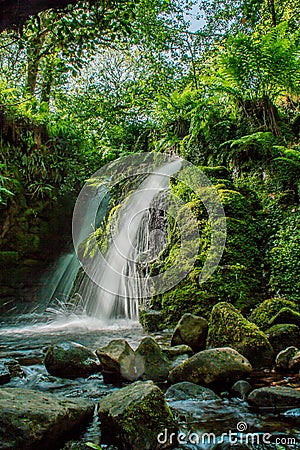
<box><xmin>157</xmin><ymin>422</ymin><xmax>297</xmax><ymax>447</ymax></box>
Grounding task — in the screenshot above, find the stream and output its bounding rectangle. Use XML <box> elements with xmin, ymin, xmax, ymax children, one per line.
<box><xmin>0</xmin><ymin>311</ymin><xmax>299</xmax><ymax>450</ymax></box>
<box><xmin>1</xmin><ymin>156</ymin><xmax>299</xmax><ymax>449</ymax></box>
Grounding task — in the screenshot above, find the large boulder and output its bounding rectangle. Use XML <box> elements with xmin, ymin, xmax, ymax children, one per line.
<box><xmin>268</xmin><ymin>308</ymin><xmax>300</xmax><ymax>328</ymax></box>
<box><xmin>96</xmin><ymin>339</ymin><xmax>137</xmax><ymax>381</ymax></box>
<box><xmin>250</xmin><ymin>298</ymin><xmax>299</xmax><ymax>331</ymax></box>
<box><xmin>207</xmin><ymin>302</ymin><xmax>274</xmax><ymax>368</ymax></box>
<box><xmin>168</xmin><ymin>347</ymin><xmax>252</xmax><ymax>386</ymax></box>
<box><xmin>44</xmin><ymin>341</ymin><xmax>101</xmax><ymax>379</ymax></box>
<box><xmin>0</xmin><ymin>388</ymin><xmax>94</xmax><ymax>449</ymax></box>
<box><xmin>98</xmin><ymin>380</ymin><xmax>178</xmax><ymax>449</ymax></box>
<box><xmin>275</xmin><ymin>346</ymin><xmax>298</xmax><ymax>371</ymax></box>
<box><xmin>165</xmin><ymin>382</ymin><xmax>220</xmax><ymax>402</ymax></box>
<box><xmin>135</xmin><ymin>337</ymin><xmax>171</xmax><ymax>382</ymax></box>
<box><xmin>171</xmin><ymin>313</ymin><xmax>208</xmax><ymax>352</ymax></box>
<box><xmin>248</xmin><ymin>386</ymin><xmax>300</xmax><ymax>408</ymax></box>
<box><xmin>266</xmin><ymin>324</ymin><xmax>300</xmax><ymax>355</ymax></box>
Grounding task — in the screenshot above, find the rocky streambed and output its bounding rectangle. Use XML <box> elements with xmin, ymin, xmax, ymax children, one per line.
<box><xmin>0</xmin><ymin>303</ymin><xmax>300</xmax><ymax>450</ymax></box>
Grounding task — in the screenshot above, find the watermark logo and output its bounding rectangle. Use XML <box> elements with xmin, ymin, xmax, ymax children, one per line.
<box><xmin>72</xmin><ymin>152</ymin><xmax>226</xmax><ymax>298</ymax></box>
<box><xmin>157</xmin><ymin>423</ymin><xmax>297</xmax><ymax>447</ymax></box>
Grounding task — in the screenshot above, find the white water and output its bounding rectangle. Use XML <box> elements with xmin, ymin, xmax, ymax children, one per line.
<box><xmin>75</xmin><ymin>159</ymin><xmax>182</xmax><ymax>321</ymax></box>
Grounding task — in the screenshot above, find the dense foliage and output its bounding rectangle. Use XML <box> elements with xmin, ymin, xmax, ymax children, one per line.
<box><xmin>0</xmin><ymin>0</ymin><xmax>299</xmax><ymax>319</ymax></box>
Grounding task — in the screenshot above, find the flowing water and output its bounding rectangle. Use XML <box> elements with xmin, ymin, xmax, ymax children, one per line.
<box><xmin>0</xmin><ymin>158</ymin><xmax>300</xmax><ymax>449</ymax></box>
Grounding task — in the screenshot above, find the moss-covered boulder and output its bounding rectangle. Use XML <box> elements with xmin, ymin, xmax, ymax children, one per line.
<box><xmin>171</xmin><ymin>313</ymin><xmax>208</xmax><ymax>352</ymax></box>
<box><xmin>266</xmin><ymin>324</ymin><xmax>300</xmax><ymax>355</ymax></box>
<box><xmin>98</xmin><ymin>380</ymin><xmax>177</xmax><ymax>449</ymax></box>
<box><xmin>44</xmin><ymin>342</ymin><xmax>101</xmax><ymax>379</ymax></box>
<box><xmin>250</xmin><ymin>298</ymin><xmax>299</xmax><ymax>331</ymax></box>
<box><xmin>96</xmin><ymin>339</ymin><xmax>136</xmax><ymax>382</ymax></box>
<box><xmin>248</xmin><ymin>386</ymin><xmax>300</xmax><ymax>408</ymax></box>
<box><xmin>0</xmin><ymin>388</ymin><xmax>94</xmax><ymax>449</ymax></box>
<box><xmin>135</xmin><ymin>337</ymin><xmax>171</xmax><ymax>382</ymax></box>
<box><xmin>268</xmin><ymin>308</ymin><xmax>300</xmax><ymax>328</ymax></box>
<box><xmin>275</xmin><ymin>346</ymin><xmax>298</xmax><ymax>371</ymax></box>
<box><xmin>168</xmin><ymin>347</ymin><xmax>252</xmax><ymax>386</ymax></box>
<box><xmin>207</xmin><ymin>302</ymin><xmax>274</xmax><ymax>368</ymax></box>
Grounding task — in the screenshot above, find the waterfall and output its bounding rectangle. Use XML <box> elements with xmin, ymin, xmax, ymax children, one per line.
<box><xmin>74</xmin><ymin>159</ymin><xmax>182</xmax><ymax>321</ymax></box>
<box><xmin>40</xmin><ymin>187</ymin><xmax>109</xmax><ymax>309</ymax></box>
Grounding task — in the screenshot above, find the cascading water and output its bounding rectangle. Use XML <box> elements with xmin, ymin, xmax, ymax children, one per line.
<box><xmin>39</xmin><ymin>186</ymin><xmax>109</xmax><ymax>311</ymax></box>
<box><xmin>74</xmin><ymin>159</ymin><xmax>182</xmax><ymax>321</ymax></box>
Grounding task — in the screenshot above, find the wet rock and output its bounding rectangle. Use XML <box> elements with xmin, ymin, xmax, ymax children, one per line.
<box><xmin>275</xmin><ymin>346</ymin><xmax>298</xmax><ymax>371</ymax></box>
<box><xmin>268</xmin><ymin>307</ymin><xmax>300</xmax><ymax>328</ymax></box>
<box><xmin>289</xmin><ymin>350</ymin><xmax>300</xmax><ymax>371</ymax></box>
<box><xmin>250</xmin><ymin>298</ymin><xmax>299</xmax><ymax>331</ymax></box>
<box><xmin>96</xmin><ymin>339</ymin><xmax>136</xmax><ymax>381</ymax></box>
<box><xmin>165</xmin><ymin>382</ymin><xmax>220</xmax><ymax>402</ymax></box>
<box><xmin>0</xmin><ymin>365</ymin><xmax>10</xmax><ymax>385</ymax></box>
<box><xmin>171</xmin><ymin>313</ymin><xmax>208</xmax><ymax>352</ymax></box>
<box><xmin>98</xmin><ymin>380</ymin><xmax>177</xmax><ymax>450</ymax></box>
<box><xmin>266</xmin><ymin>324</ymin><xmax>300</xmax><ymax>355</ymax></box>
<box><xmin>168</xmin><ymin>347</ymin><xmax>252</xmax><ymax>386</ymax></box>
<box><xmin>207</xmin><ymin>302</ymin><xmax>274</xmax><ymax>368</ymax></box>
<box><xmin>231</xmin><ymin>380</ymin><xmax>252</xmax><ymax>400</ymax></box>
<box><xmin>248</xmin><ymin>386</ymin><xmax>300</xmax><ymax>408</ymax></box>
<box><xmin>1</xmin><ymin>358</ymin><xmax>23</xmax><ymax>378</ymax></box>
<box><xmin>162</xmin><ymin>345</ymin><xmax>193</xmax><ymax>358</ymax></box>
<box><xmin>44</xmin><ymin>341</ymin><xmax>101</xmax><ymax>379</ymax></box>
<box><xmin>135</xmin><ymin>337</ymin><xmax>171</xmax><ymax>382</ymax></box>
<box><xmin>139</xmin><ymin>309</ymin><xmax>162</xmax><ymax>332</ymax></box>
<box><xmin>0</xmin><ymin>387</ymin><xmax>94</xmax><ymax>449</ymax></box>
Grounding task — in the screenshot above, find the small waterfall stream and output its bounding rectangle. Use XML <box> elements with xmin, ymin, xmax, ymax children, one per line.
<box><xmin>40</xmin><ymin>159</ymin><xmax>181</xmax><ymax>323</ymax></box>
<box><xmin>74</xmin><ymin>159</ymin><xmax>182</xmax><ymax>321</ymax></box>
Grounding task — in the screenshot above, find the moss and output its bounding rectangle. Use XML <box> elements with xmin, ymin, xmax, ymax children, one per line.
<box><xmin>207</xmin><ymin>302</ymin><xmax>274</xmax><ymax>368</ymax></box>
<box><xmin>250</xmin><ymin>298</ymin><xmax>299</xmax><ymax>330</ymax></box>
<box><xmin>151</xmin><ymin>181</ymin><xmax>262</xmax><ymax>326</ymax></box>
<box><xmin>266</xmin><ymin>323</ymin><xmax>300</xmax><ymax>355</ymax></box>
<box><xmin>121</xmin><ymin>389</ymin><xmax>175</xmax><ymax>436</ymax></box>
<box><xmin>198</xmin><ymin>166</ymin><xmax>230</xmax><ymax>181</ymax></box>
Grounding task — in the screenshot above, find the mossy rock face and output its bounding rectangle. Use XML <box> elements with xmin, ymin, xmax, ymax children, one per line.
<box><xmin>139</xmin><ymin>309</ymin><xmax>163</xmax><ymax>332</ymax></box>
<box><xmin>268</xmin><ymin>308</ymin><xmax>300</xmax><ymax>328</ymax></box>
<box><xmin>207</xmin><ymin>302</ymin><xmax>274</xmax><ymax>368</ymax></box>
<box><xmin>250</xmin><ymin>298</ymin><xmax>299</xmax><ymax>331</ymax></box>
<box><xmin>266</xmin><ymin>324</ymin><xmax>300</xmax><ymax>356</ymax></box>
<box><xmin>154</xmin><ymin>181</ymin><xmax>262</xmax><ymax>326</ymax></box>
<box><xmin>98</xmin><ymin>380</ymin><xmax>177</xmax><ymax>450</ymax></box>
